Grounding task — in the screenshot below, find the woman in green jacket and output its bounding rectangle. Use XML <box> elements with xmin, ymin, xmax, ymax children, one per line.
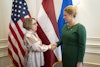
<box><xmin>51</xmin><ymin>5</ymin><xmax>86</xmax><ymax>67</ymax></box>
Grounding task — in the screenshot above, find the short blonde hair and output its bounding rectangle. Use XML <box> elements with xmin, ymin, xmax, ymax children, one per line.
<box><xmin>23</xmin><ymin>18</ymin><xmax>36</xmax><ymax>30</ymax></box>
<box><xmin>64</xmin><ymin>5</ymin><xmax>77</xmax><ymax>18</ymax></box>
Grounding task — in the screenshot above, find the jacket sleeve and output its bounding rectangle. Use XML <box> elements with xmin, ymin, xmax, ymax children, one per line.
<box><xmin>56</xmin><ymin>37</ymin><xmax>63</xmax><ymax>47</ymax></box>
<box><xmin>77</xmin><ymin>25</ymin><xmax>86</xmax><ymax>62</ymax></box>
<box><xmin>26</xmin><ymin>37</ymin><xmax>49</xmax><ymax>52</ymax></box>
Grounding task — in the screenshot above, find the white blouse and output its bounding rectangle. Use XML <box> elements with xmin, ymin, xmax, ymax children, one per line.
<box><xmin>24</xmin><ymin>31</ymin><xmax>48</xmax><ymax>67</ymax></box>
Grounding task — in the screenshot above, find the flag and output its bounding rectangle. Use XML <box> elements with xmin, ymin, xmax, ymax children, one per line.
<box><xmin>58</xmin><ymin>0</ymin><xmax>72</xmax><ymax>38</ymax></box>
<box><xmin>37</xmin><ymin>0</ymin><xmax>62</xmax><ymax>67</ymax></box>
<box><xmin>8</xmin><ymin>0</ymin><xmax>31</xmax><ymax>67</ymax></box>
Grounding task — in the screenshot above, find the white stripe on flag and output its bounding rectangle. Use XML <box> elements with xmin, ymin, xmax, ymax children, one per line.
<box><xmin>53</xmin><ymin>0</ymin><xmax>63</xmax><ymax>20</ymax></box>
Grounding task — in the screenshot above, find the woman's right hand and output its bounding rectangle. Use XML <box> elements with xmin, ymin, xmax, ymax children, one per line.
<box><xmin>50</xmin><ymin>43</ymin><xmax>57</xmax><ymax>50</ymax></box>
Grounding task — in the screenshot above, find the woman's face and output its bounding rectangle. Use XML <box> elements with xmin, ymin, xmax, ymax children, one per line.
<box><xmin>63</xmin><ymin>11</ymin><xmax>73</xmax><ymax>23</ymax></box>
<box><xmin>31</xmin><ymin>19</ymin><xmax>38</xmax><ymax>32</ymax></box>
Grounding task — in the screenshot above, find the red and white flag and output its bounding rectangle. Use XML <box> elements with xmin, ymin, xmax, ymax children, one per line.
<box><xmin>37</xmin><ymin>0</ymin><xmax>62</xmax><ymax>67</ymax></box>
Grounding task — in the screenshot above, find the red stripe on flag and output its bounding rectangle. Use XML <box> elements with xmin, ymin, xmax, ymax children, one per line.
<box><xmin>37</xmin><ymin>24</ymin><xmax>50</xmax><ymax>44</ymax></box>
<box><xmin>9</xmin><ymin>24</ymin><xmax>25</xmax><ymax>56</ymax></box>
<box><xmin>8</xmin><ymin>49</ymin><xmax>19</xmax><ymax>67</ymax></box>
<box><xmin>16</xmin><ymin>22</ymin><xmax>24</xmax><ymax>39</ymax></box>
<box><xmin>8</xmin><ymin>36</ymin><xmax>23</xmax><ymax>67</ymax></box>
<box><xmin>42</xmin><ymin>0</ymin><xmax>59</xmax><ymax>38</ymax></box>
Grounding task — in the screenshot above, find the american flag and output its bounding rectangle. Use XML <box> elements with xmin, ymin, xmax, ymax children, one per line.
<box><xmin>8</xmin><ymin>0</ymin><xmax>30</xmax><ymax>67</ymax></box>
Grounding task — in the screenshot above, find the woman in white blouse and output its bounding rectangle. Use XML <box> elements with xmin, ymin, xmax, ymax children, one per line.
<box><xmin>23</xmin><ymin>18</ymin><xmax>50</xmax><ymax>67</ymax></box>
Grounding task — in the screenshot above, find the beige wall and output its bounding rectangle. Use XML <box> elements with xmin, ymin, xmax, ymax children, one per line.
<box><xmin>0</xmin><ymin>0</ymin><xmax>100</xmax><ymax>40</ymax></box>
<box><xmin>76</xmin><ymin>0</ymin><xmax>100</xmax><ymax>37</ymax></box>
<box><xmin>26</xmin><ymin>0</ymin><xmax>36</xmax><ymax>18</ymax></box>
<box><xmin>0</xmin><ymin>0</ymin><xmax>12</xmax><ymax>39</ymax></box>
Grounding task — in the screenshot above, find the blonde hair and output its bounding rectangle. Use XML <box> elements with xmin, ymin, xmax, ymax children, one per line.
<box><xmin>64</xmin><ymin>5</ymin><xmax>77</xmax><ymax>17</ymax></box>
<box><xmin>23</xmin><ymin>18</ymin><xmax>36</xmax><ymax>30</ymax></box>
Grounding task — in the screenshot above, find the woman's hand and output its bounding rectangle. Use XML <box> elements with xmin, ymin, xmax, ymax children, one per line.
<box><xmin>77</xmin><ymin>62</ymin><xmax>83</xmax><ymax>67</ymax></box>
<box><xmin>50</xmin><ymin>43</ymin><xmax>57</xmax><ymax>50</ymax></box>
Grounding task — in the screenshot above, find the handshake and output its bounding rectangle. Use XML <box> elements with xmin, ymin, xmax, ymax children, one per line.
<box><xmin>38</xmin><ymin>43</ymin><xmax>57</xmax><ymax>52</ymax></box>
<box><xmin>48</xmin><ymin>43</ymin><xmax>57</xmax><ymax>50</ymax></box>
